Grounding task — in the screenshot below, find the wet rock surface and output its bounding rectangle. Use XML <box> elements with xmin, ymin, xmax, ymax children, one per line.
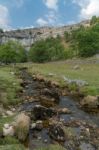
<box><xmin>17</xmin><ymin>69</ymin><xmax>99</xmax><ymax>150</ymax></box>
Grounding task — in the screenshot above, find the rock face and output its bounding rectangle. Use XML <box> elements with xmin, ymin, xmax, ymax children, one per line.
<box><xmin>0</xmin><ymin>20</ymin><xmax>90</xmax><ymax>49</ymax></box>
<box><xmin>15</xmin><ymin>113</ymin><xmax>30</xmax><ymax>141</ymax></box>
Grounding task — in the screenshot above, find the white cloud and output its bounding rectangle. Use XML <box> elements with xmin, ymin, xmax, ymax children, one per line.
<box><xmin>0</xmin><ymin>5</ymin><xmax>10</xmax><ymax>29</ymax></box>
<box><xmin>43</xmin><ymin>0</ymin><xmax>59</xmax><ymax>10</ymax></box>
<box><xmin>36</xmin><ymin>11</ymin><xmax>61</xmax><ymax>26</ymax></box>
<box><xmin>73</xmin><ymin>0</ymin><xmax>99</xmax><ymax>19</ymax></box>
<box><xmin>36</xmin><ymin>18</ymin><xmax>48</xmax><ymax>26</ymax></box>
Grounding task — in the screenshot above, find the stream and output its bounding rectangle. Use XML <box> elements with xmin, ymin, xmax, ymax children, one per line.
<box><xmin>19</xmin><ymin>69</ymin><xmax>99</xmax><ymax>150</ymax></box>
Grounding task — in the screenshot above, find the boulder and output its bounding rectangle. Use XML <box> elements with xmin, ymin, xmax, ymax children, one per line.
<box><xmin>6</xmin><ymin>110</ymin><xmax>14</xmax><ymax>116</ymax></box>
<box><xmin>49</xmin><ymin>123</ymin><xmax>65</xmax><ymax>142</ymax></box>
<box><xmin>15</xmin><ymin>113</ymin><xmax>30</xmax><ymax>141</ymax></box>
<box><xmin>41</xmin><ymin>88</ymin><xmax>60</xmax><ymax>103</ymax></box>
<box><xmin>32</xmin><ymin>105</ymin><xmax>56</xmax><ymax>120</ymax></box>
<box><xmin>80</xmin><ymin>96</ymin><xmax>99</xmax><ymax>111</ymax></box>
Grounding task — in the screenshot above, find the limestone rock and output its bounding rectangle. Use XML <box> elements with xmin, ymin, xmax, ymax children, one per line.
<box><xmin>15</xmin><ymin>113</ymin><xmax>30</xmax><ymax>141</ymax></box>
<box><xmin>3</xmin><ymin>124</ymin><xmax>14</xmax><ymax>136</ymax></box>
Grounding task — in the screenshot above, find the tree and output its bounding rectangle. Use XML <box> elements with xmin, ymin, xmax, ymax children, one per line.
<box><xmin>0</xmin><ymin>41</ymin><xmax>27</xmax><ymax>63</ymax></box>
<box><xmin>76</xmin><ymin>29</ymin><xmax>99</xmax><ymax>57</ymax></box>
<box><xmin>90</xmin><ymin>16</ymin><xmax>98</xmax><ymax>25</ymax></box>
<box><xmin>29</xmin><ymin>37</ymin><xmax>65</xmax><ymax>63</ymax></box>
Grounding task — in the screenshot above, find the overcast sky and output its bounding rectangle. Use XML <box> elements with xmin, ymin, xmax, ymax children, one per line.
<box><xmin>0</xmin><ymin>0</ymin><xmax>99</xmax><ymax>29</ymax></box>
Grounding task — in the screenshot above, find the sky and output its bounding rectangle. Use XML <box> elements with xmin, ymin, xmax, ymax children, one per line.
<box><xmin>0</xmin><ymin>0</ymin><xmax>99</xmax><ymax>30</ymax></box>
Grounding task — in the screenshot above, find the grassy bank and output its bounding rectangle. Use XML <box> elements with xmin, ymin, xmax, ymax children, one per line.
<box><xmin>0</xmin><ymin>65</ymin><xmax>22</xmax><ymax>107</ymax></box>
<box><xmin>21</xmin><ymin>57</ymin><xmax>99</xmax><ymax>96</ymax></box>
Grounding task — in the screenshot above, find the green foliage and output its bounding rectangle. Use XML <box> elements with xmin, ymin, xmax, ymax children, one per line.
<box><xmin>0</xmin><ymin>66</ymin><xmax>22</xmax><ymax>106</ymax></box>
<box><xmin>78</xmin><ymin>31</ymin><xmax>99</xmax><ymax>57</ymax></box>
<box><xmin>64</xmin><ymin>23</ymin><xmax>99</xmax><ymax>57</ymax></box>
<box><xmin>90</xmin><ymin>16</ymin><xmax>99</xmax><ymax>25</ymax></box>
<box><xmin>29</xmin><ymin>37</ymin><xmax>65</xmax><ymax>63</ymax></box>
<box><xmin>0</xmin><ymin>136</ymin><xmax>19</xmax><ymax>145</ymax></box>
<box><xmin>0</xmin><ymin>41</ymin><xmax>27</xmax><ymax>64</ymax></box>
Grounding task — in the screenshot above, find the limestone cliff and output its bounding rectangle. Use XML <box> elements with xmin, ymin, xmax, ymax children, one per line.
<box><xmin>0</xmin><ymin>20</ymin><xmax>90</xmax><ymax>49</ymax></box>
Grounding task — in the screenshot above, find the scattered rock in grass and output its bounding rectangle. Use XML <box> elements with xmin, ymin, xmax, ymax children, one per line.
<box><xmin>48</xmin><ymin>73</ymin><xmax>56</xmax><ymax>77</ymax></box>
<box><xmin>3</xmin><ymin>124</ymin><xmax>15</xmax><ymax>136</ymax></box>
<box><xmin>73</xmin><ymin>65</ymin><xmax>80</xmax><ymax>70</ymax></box>
<box><xmin>6</xmin><ymin>110</ymin><xmax>14</xmax><ymax>116</ymax></box>
<box><xmin>63</xmin><ymin>76</ymin><xmax>88</xmax><ymax>87</ymax></box>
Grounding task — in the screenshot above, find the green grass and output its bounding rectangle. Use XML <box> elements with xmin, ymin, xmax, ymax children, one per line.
<box><xmin>36</xmin><ymin>144</ymin><xmax>66</xmax><ymax>150</ymax></box>
<box><xmin>0</xmin><ymin>144</ymin><xmax>27</xmax><ymax>150</ymax></box>
<box><xmin>0</xmin><ymin>116</ymin><xmax>14</xmax><ymax>132</ymax></box>
<box><xmin>0</xmin><ymin>65</ymin><xmax>22</xmax><ymax>107</ymax></box>
<box><xmin>21</xmin><ymin>57</ymin><xmax>99</xmax><ymax>96</ymax></box>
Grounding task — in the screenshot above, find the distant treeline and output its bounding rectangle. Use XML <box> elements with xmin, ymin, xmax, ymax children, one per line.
<box><xmin>0</xmin><ymin>16</ymin><xmax>99</xmax><ymax>63</ymax></box>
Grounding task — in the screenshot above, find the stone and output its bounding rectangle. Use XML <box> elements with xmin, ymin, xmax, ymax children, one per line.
<box><xmin>58</xmin><ymin>108</ymin><xmax>71</xmax><ymax>114</ymax></box>
<box><xmin>6</xmin><ymin>110</ymin><xmax>14</xmax><ymax>116</ymax></box>
<box><xmin>49</xmin><ymin>123</ymin><xmax>65</xmax><ymax>142</ymax></box>
<box><xmin>36</xmin><ymin>120</ymin><xmax>43</xmax><ymax>130</ymax></box>
<box><xmin>80</xmin><ymin>95</ymin><xmax>99</xmax><ymax>112</ymax></box>
<box><xmin>48</xmin><ymin>73</ymin><xmax>56</xmax><ymax>77</ymax></box>
<box><xmin>73</xmin><ymin>65</ymin><xmax>80</xmax><ymax>70</ymax></box>
<box><xmin>3</xmin><ymin>124</ymin><xmax>14</xmax><ymax>136</ymax></box>
<box><xmin>31</xmin><ymin>123</ymin><xmax>36</xmax><ymax>129</ymax></box>
<box><xmin>32</xmin><ymin>105</ymin><xmax>56</xmax><ymax>120</ymax></box>
<box><xmin>44</xmin><ymin>139</ymin><xmax>48</xmax><ymax>143</ymax></box>
<box><xmin>36</xmin><ymin>74</ymin><xmax>45</xmax><ymax>82</ymax></box>
<box><xmin>41</xmin><ymin>88</ymin><xmax>60</xmax><ymax>102</ymax></box>
<box><xmin>15</xmin><ymin>113</ymin><xmax>30</xmax><ymax>141</ymax></box>
<box><xmin>38</xmin><ymin>136</ymin><xmax>42</xmax><ymax>140</ymax></box>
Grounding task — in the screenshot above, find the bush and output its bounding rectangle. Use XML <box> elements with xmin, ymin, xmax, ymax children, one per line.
<box><xmin>0</xmin><ymin>41</ymin><xmax>27</xmax><ymax>64</ymax></box>
<box><xmin>29</xmin><ymin>37</ymin><xmax>65</xmax><ymax>63</ymax></box>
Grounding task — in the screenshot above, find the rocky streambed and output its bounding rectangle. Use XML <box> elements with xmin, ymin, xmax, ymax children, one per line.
<box><xmin>17</xmin><ymin>68</ymin><xmax>99</xmax><ymax>150</ymax></box>
<box><xmin>1</xmin><ymin>68</ymin><xmax>99</xmax><ymax>150</ymax></box>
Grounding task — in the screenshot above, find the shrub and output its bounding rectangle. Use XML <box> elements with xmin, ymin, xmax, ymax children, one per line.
<box><xmin>29</xmin><ymin>37</ymin><xmax>65</xmax><ymax>63</ymax></box>
<box><xmin>0</xmin><ymin>41</ymin><xmax>27</xmax><ymax>64</ymax></box>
